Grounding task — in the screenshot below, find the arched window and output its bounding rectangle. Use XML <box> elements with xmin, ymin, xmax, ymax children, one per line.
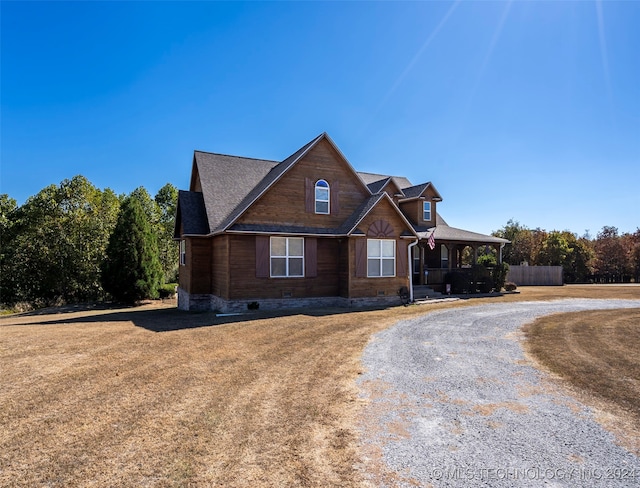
<box><xmin>315</xmin><ymin>179</ymin><xmax>330</xmax><ymax>214</ymax></box>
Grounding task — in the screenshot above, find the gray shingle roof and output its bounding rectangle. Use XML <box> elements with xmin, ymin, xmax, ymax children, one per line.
<box><xmin>433</xmin><ymin>225</ymin><xmax>509</xmax><ymax>244</ymax></box>
<box><xmin>366</xmin><ymin>177</ymin><xmax>391</xmax><ymax>194</ymax></box>
<box><xmin>194</xmin><ymin>151</ymin><xmax>278</xmax><ymax>234</ymax></box>
<box><xmin>213</xmin><ymin>133</ymin><xmax>325</xmax><ymax>233</ymax></box>
<box><xmin>400</xmin><ymin>182</ymin><xmax>443</xmax><ymax>200</ymax></box>
<box><xmin>178</xmin><ymin>134</ymin><xmax>505</xmax><ymax>245</ymax></box>
<box><xmin>413</xmin><ymin>217</ymin><xmax>509</xmax><ymax>245</ymax></box>
<box><xmin>175</xmin><ymin>191</ymin><xmax>209</xmax><ymax>237</ymax></box>
<box><xmin>402</xmin><ymin>183</ymin><xmax>430</xmax><ymax>198</ymax></box>
<box><xmin>337</xmin><ymin>194</ymin><xmax>386</xmax><ymax>235</ymax></box>
<box><xmin>357</xmin><ymin>172</ymin><xmax>413</xmax><ymax>190</ymax></box>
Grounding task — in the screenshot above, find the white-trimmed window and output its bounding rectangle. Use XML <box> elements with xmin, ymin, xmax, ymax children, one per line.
<box><xmin>315</xmin><ymin>180</ymin><xmax>330</xmax><ymax>214</ymax></box>
<box><xmin>270</xmin><ymin>237</ymin><xmax>304</xmax><ymax>277</ymax></box>
<box><xmin>423</xmin><ymin>201</ymin><xmax>432</xmax><ymax>221</ymax></box>
<box><xmin>180</xmin><ymin>240</ymin><xmax>186</xmax><ymax>266</ymax></box>
<box><xmin>367</xmin><ymin>239</ymin><xmax>395</xmax><ymax>277</ymax></box>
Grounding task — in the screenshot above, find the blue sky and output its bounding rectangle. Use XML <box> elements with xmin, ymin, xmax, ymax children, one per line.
<box><xmin>2</xmin><ymin>1</ymin><xmax>638</xmax><ymax>236</ymax></box>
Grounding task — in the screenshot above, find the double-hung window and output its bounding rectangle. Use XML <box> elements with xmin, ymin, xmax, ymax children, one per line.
<box><xmin>367</xmin><ymin>239</ymin><xmax>395</xmax><ymax>277</ymax></box>
<box><xmin>315</xmin><ymin>180</ymin><xmax>330</xmax><ymax>214</ymax></box>
<box><xmin>270</xmin><ymin>237</ymin><xmax>304</xmax><ymax>277</ymax></box>
<box><xmin>423</xmin><ymin>201</ymin><xmax>432</xmax><ymax>221</ymax></box>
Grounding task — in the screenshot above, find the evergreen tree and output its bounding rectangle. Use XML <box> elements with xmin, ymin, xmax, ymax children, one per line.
<box><xmin>102</xmin><ymin>195</ymin><xmax>162</xmax><ymax>303</ymax></box>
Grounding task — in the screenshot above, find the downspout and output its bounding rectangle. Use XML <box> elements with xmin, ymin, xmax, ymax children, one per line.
<box><xmin>408</xmin><ymin>239</ymin><xmax>419</xmax><ymax>303</ymax></box>
<box><xmin>499</xmin><ymin>243</ymin><xmax>505</xmax><ymax>264</ymax></box>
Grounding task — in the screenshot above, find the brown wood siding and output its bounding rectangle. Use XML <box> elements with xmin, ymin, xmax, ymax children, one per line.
<box><xmin>347</xmin><ymin>238</ymin><xmax>409</xmax><ymax>298</ymax></box>
<box><xmin>212</xmin><ymin>235</ymin><xmax>230</xmax><ymax>298</ymax></box>
<box><xmin>429</xmin><ymin>200</ymin><xmax>437</xmax><ymax>225</ymax></box>
<box><xmin>178</xmin><ymin>224</ymin><xmax>189</xmax><ymax>292</ymax></box>
<box><xmin>305</xmin><ymin>238</ymin><xmax>318</xmax><ymax>278</ymax></box>
<box><xmin>227</xmin><ymin>235</ymin><xmax>340</xmax><ymax>300</ymax></box>
<box><xmin>355</xmin><ymin>238</ymin><xmax>367</xmax><ymax>278</ymax></box>
<box><xmin>338</xmin><ymin>239</ymin><xmax>349</xmax><ymax>298</ymax></box>
<box><xmin>237</xmin><ymin>139</ymin><xmax>370</xmax><ymax>228</ymax></box>
<box><xmin>399</xmin><ymin>200</ymin><xmax>421</xmax><ymax>226</ymax></box>
<box><xmin>383</xmin><ymin>180</ymin><xmax>403</xmax><ymax>201</ymax></box>
<box><xmin>397</xmin><ymin>239</ymin><xmax>409</xmax><ymax>277</ymax></box>
<box><xmin>398</xmin><ymin>195</ymin><xmax>437</xmax><ymax>226</ymax></box>
<box><xmin>255</xmin><ymin>235</ymin><xmax>270</xmax><ymax>278</ymax></box>
<box><xmin>188</xmin><ymin>237</ymin><xmax>213</xmax><ymax>294</ymax></box>
<box><xmin>423</xmin><ymin>188</ymin><xmax>437</xmax><ymax>226</ymax></box>
<box><xmin>348</xmin><ymin>198</ymin><xmax>413</xmax><ymax>298</ymax></box>
<box><xmin>178</xmin><ymin>240</ymin><xmax>190</xmax><ymax>292</ymax></box>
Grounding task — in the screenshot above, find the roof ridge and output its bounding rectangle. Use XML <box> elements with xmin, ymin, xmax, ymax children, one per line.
<box><xmin>358</xmin><ymin>171</ymin><xmax>409</xmax><ymax>180</ymax></box>
<box><xmin>193</xmin><ymin>149</ymin><xmax>278</xmax><ymax>163</ymax></box>
<box><xmin>403</xmin><ymin>181</ymin><xmax>430</xmax><ymax>190</ymax></box>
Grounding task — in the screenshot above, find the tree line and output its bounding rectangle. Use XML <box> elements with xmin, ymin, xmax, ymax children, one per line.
<box><xmin>0</xmin><ymin>175</ymin><xmax>178</xmax><ymax>308</ymax></box>
<box><xmin>492</xmin><ymin>220</ymin><xmax>640</xmax><ymax>283</ymax></box>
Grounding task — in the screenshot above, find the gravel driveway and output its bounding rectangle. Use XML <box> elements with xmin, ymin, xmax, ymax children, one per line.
<box><xmin>357</xmin><ymin>299</ymin><xmax>640</xmax><ymax>487</ymax></box>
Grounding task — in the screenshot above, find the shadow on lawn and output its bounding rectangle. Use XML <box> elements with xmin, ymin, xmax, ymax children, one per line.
<box><xmin>1</xmin><ymin>303</ymin><xmax>393</xmax><ymax>332</ymax></box>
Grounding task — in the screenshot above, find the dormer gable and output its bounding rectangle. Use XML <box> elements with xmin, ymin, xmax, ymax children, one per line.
<box><xmin>399</xmin><ymin>182</ymin><xmax>443</xmax><ymax>202</ymax></box>
<box><xmin>398</xmin><ymin>182</ymin><xmax>443</xmax><ymax>227</ymax></box>
<box><xmin>235</xmin><ymin>133</ymin><xmax>372</xmax><ymax>230</ymax></box>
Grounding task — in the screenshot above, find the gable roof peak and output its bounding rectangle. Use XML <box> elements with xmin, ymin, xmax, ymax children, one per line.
<box><xmin>400</xmin><ymin>181</ymin><xmax>443</xmax><ymax>201</ymax></box>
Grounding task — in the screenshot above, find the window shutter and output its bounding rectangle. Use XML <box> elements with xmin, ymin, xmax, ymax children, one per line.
<box><xmin>331</xmin><ymin>180</ymin><xmax>340</xmax><ymax>215</ymax></box>
<box><xmin>305</xmin><ymin>238</ymin><xmax>317</xmax><ymax>277</ymax></box>
<box><xmin>355</xmin><ymin>238</ymin><xmax>367</xmax><ymax>278</ymax></box>
<box><xmin>305</xmin><ymin>178</ymin><xmax>314</xmax><ymax>213</ymax></box>
<box><xmin>256</xmin><ymin>236</ymin><xmax>270</xmax><ymax>278</ymax></box>
<box><xmin>397</xmin><ymin>240</ymin><xmax>409</xmax><ymax>277</ymax></box>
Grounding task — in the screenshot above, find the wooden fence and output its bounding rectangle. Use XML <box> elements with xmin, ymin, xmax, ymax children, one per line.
<box><xmin>506</xmin><ymin>265</ymin><xmax>563</xmax><ymax>286</ymax></box>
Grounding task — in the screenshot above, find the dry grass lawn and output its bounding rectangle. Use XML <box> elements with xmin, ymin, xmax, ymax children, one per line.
<box><xmin>524</xmin><ymin>307</ymin><xmax>640</xmax><ymax>454</ymax></box>
<box><xmin>1</xmin><ymin>285</ymin><xmax>639</xmax><ymax>486</ymax></box>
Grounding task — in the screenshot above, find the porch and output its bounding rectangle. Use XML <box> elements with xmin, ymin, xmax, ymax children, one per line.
<box><xmin>411</xmin><ymin>239</ymin><xmax>508</xmax><ymax>293</ymax></box>
<box><xmin>414</xmin><ymin>268</ymin><xmax>484</xmax><ymax>294</ymax></box>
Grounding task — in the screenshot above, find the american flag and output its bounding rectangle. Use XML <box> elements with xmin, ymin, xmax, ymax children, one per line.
<box><xmin>428</xmin><ymin>231</ymin><xmax>436</xmax><ymax>250</ymax></box>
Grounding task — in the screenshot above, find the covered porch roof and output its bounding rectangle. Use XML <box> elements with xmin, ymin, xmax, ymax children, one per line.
<box><xmin>414</xmin><ymin>214</ymin><xmax>509</xmax><ymax>246</ymax></box>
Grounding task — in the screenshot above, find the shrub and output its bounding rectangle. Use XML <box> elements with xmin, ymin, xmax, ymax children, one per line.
<box><xmin>505</xmin><ymin>282</ymin><xmax>518</xmax><ymax>292</ymax></box>
<box><xmin>470</xmin><ymin>264</ymin><xmax>492</xmax><ymax>294</ymax></box>
<box><xmin>479</xmin><ymin>276</ymin><xmax>494</xmax><ymax>293</ymax></box>
<box><xmin>444</xmin><ymin>272</ymin><xmax>470</xmax><ymax>294</ymax></box>
<box><xmin>477</xmin><ymin>253</ymin><xmax>497</xmax><ymax>267</ymax></box>
<box><xmin>491</xmin><ymin>262</ymin><xmax>510</xmax><ymax>292</ymax></box>
<box><xmin>158</xmin><ymin>283</ymin><xmax>177</xmax><ymax>299</ymax></box>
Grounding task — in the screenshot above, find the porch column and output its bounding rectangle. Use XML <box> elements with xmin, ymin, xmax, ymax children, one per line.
<box><xmin>418</xmin><ymin>243</ymin><xmax>425</xmax><ymax>285</ymax></box>
<box><xmin>498</xmin><ymin>243</ymin><xmax>505</xmax><ymax>264</ymax></box>
<box><xmin>447</xmin><ymin>244</ymin><xmax>453</xmax><ymax>271</ymax></box>
<box><xmin>472</xmin><ymin>245</ymin><xmax>478</xmax><ymax>265</ymax></box>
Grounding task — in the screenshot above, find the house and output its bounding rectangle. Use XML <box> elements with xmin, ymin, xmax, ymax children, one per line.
<box><xmin>174</xmin><ymin>133</ymin><xmax>509</xmax><ymax>312</ymax></box>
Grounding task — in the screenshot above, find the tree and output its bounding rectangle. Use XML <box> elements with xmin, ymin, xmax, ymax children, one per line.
<box><xmin>621</xmin><ymin>229</ymin><xmax>640</xmax><ymax>283</ymax></box>
<box><xmin>593</xmin><ymin>226</ymin><xmax>629</xmax><ymax>283</ymax></box>
<box><xmin>493</xmin><ymin>220</ymin><xmax>529</xmax><ymax>265</ymax></box>
<box><xmin>101</xmin><ymin>195</ymin><xmax>162</xmax><ymax>303</ymax></box>
<box><xmin>130</xmin><ymin>184</ymin><xmax>179</xmax><ymax>283</ymax></box>
<box><xmin>564</xmin><ymin>234</ymin><xmax>594</xmax><ymax>283</ymax></box>
<box><xmin>1</xmin><ymin>177</ymin><xmax>120</xmax><ymax>305</ymax></box>
<box><xmin>155</xmin><ymin>183</ymin><xmax>179</xmax><ymax>283</ymax></box>
<box><xmin>492</xmin><ymin>220</ymin><xmax>547</xmax><ymax>266</ymax></box>
<box><xmin>632</xmin><ymin>229</ymin><xmax>640</xmax><ymax>283</ymax></box>
<box><xmin>538</xmin><ymin>231</ymin><xmax>571</xmax><ymax>267</ymax></box>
